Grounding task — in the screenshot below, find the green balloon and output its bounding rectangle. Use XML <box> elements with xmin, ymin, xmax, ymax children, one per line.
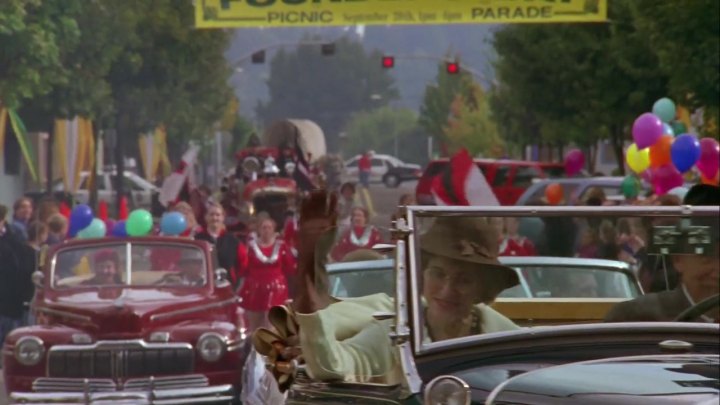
<box><xmin>126</xmin><ymin>209</ymin><xmax>153</xmax><ymax>236</ymax></box>
<box><xmin>621</xmin><ymin>175</ymin><xmax>641</xmax><ymax>199</ymax></box>
<box><xmin>77</xmin><ymin>218</ymin><xmax>107</xmax><ymax>239</ymax></box>
<box><xmin>652</xmin><ymin>97</ymin><xmax>676</xmax><ymax>123</ymax></box>
<box><xmin>670</xmin><ymin>120</ymin><xmax>687</xmax><ymax>136</ymax></box>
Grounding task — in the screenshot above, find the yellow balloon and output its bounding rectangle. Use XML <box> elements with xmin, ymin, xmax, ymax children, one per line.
<box><xmin>626</xmin><ymin>143</ymin><xmax>650</xmax><ymax>174</ymax></box>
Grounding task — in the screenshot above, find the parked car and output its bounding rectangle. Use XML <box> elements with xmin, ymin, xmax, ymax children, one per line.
<box><xmin>343</xmin><ymin>154</ymin><xmax>422</xmax><ymax>188</ymax></box>
<box><xmin>416</xmin><ymin>159</ymin><xmax>564</xmax><ymax>205</ymax></box>
<box><xmin>285</xmin><ymin>205</ymin><xmax>719</xmax><ymax>404</ymax></box>
<box><xmin>515</xmin><ymin>177</ymin><xmax>651</xmax><ymax>205</ymax></box>
<box><xmin>2</xmin><ymin>237</ymin><xmax>247</xmax><ymax>404</ymax></box>
<box><xmin>328</xmin><ymin>257</ymin><xmax>641</xmax><ymax>301</ymax></box>
<box><xmin>51</xmin><ymin>170</ymin><xmax>159</xmax><ymax>210</ymax></box>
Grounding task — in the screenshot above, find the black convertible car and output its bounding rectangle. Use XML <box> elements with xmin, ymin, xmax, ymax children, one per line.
<box><xmin>284</xmin><ymin>206</ymin><xmax>719</xmax><ymax>405</ymax></box>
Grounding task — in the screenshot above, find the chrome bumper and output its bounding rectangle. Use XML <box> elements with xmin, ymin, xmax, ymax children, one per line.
<box><xmin>9</xmin><ymin>384</ymin><xmax>235</xmax><ymax>405</ymax></box>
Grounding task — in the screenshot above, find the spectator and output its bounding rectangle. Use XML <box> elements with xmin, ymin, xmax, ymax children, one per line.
<box><xmin>576</xmin><ymin>227</ymin><xmax>599</xmax><ymax>258</ymax></box>
<box><xmin>337</xmin><ymin>182</ymin><xmax>359</xmax><ymax>232</ymax></box>
<box><xmin>390</xmin><ymin>193</ymin><xmax>415</xmax><ymax>224</ymax></box>
<box><xmin>36</xmin><ymin>198</ymin><xmax>59</xmax><ymax>224</ymax></box>
<box><xmin>46</xmin><ymin>214</ymin><xmax>68</xmax><ymax>246</ymax></box>
<box><xmin>1</xmin><ymin>204</ymin><xmax>34</xmax><ymax>350</ymax></box>
<box><xmin>597</xmin><ymin>220</ymin><xmax>621</xmax><ymax>261</ymax></box>
<box><xmin>195</xmin><ymin>203</ymin><xmax>245</xmax><ymax>288</ymax></box>
<box><xmin>27</xmin><ymin>221</ymin><xmax>48</xmax><ymax>251</ymax></box>
<box><xmin>358</xmin><ymin>150</ymin><xmax>372</xmax><ymax>189</ymax></box>
<box><xmin>11</xmin><ymin>197</ymin><xmax>33</xmax><ymax>241</ymax></box>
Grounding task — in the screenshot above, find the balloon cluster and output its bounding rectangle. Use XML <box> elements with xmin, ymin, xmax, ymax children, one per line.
<box><xmin>625</xmin><ymin>97</ymin><xmax>719</xmax><ymax>196</ymax></box>
<box><xmin>68</xmin><ymin>204</ymin><xmax>159</xmax><ymax>239</ymax></box>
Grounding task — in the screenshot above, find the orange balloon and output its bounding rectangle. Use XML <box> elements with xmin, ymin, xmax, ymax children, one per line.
<box><xmin>701</xmin><ymin>173</ymin><xmax>720</xmax><ymax>186</ymax></box>
<box><xmin>649</xmin><ymin>135</ymin><xmax>673</xmax><ymax>168</ymax></box>
<box><xmin>544</xmin><ymin>183</ymin><xmax>564</xmax><ymax>205</ymax></box>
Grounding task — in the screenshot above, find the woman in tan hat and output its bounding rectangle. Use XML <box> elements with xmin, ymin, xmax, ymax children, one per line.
<box><xmin>281</xmin><ymin>190</ymin><xmax>519</xmax><ymax>384</ymax></box>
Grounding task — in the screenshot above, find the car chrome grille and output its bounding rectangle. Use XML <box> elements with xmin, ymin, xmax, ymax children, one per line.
<box><xmin>47</xmin><ymin>341</ymin><xmax>194</xmax><ymax>379</ymax></box>
<box><xmin>32</xmin><ymin>375</ymin><xmax>209</xmax><ymax>393</ymax></box>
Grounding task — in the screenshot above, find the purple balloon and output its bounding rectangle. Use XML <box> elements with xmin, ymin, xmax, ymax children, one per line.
<box><xmin>104</xmin><ymin>219</ymin><xmax>116</xmax><ymax>236</ymax></box>
<box><xmin>653</xmin><ymin>164</ymin><xmax>684</xmax><ymax>195</ymax></box>
<box><xmin>670</xmin><ymin>134</ymin><xmax>700</xmax><ymax>173</ymax></box>
<box><xmin>632</xmin><ymin>113</ymin><xmax>664</xmax><ymax>149</ymax></box>
<box><xmin>69</xmin><ymin>204</ymin><xmax>93</xmax><ymax>237</ymax></box>
<box><xmin>697</xmin><ymin>137</ymin><xmax>720</xmax><ymax>180</ymax></box>
<box><xmin>564</xmin><ymin>149</ymin><xmax>585</xmax><ymax>176</ymax></box>
<box><xmin>111</xmin><ymin>221</ymin><xmax>128</xmax><ymax>237</ymax></box>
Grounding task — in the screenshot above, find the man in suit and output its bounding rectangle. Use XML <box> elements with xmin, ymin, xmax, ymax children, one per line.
<box><xmin>605</xmin><ymin>184</ymin><xmax>719</xmax><ymax>323</ymax></box>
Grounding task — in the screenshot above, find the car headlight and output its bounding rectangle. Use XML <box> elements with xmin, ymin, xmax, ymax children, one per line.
<box><xmin>424</xmin><ymin>375</ymin><xmax>470</xmax><ymax>405</ymax></box>
<box><xmin>197</xmin><ymin>332</ymin><xmax>226</xmax><ymax>362</ymax></box>
<box><xmin>14</xmin><ymin>336</ymin><xmax>45</xmax><ymax>366</ymax></box>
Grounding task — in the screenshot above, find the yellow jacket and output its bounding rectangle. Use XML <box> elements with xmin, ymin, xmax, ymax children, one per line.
<box><xmin>296</xmin><ymin>293</ymin><xmax>519</xmax><ymax>384</ymax></box>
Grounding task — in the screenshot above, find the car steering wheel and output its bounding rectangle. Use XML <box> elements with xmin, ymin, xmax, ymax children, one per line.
<box><xmin>674</xmin><ymin>294</ymin><xmax>720</xmax><ymax>322</ymax></box>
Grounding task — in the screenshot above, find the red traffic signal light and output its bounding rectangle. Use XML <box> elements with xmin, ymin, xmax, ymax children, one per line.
<box><xmin>446</xmin><ymin>61</ymin><xmax>460</xmax><ymax>74</ymax></box>
<box><xmin>381</xmin><ymin>56</ymin><xmax>395</xmax><ymax>68</ymax></box>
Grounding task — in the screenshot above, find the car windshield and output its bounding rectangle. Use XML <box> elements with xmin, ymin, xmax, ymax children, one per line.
<box><xmin>52</xmin><ymin>242</ymin><xmax>208</xmax><ymax>288</ymax></box>
<box><xmin>499</xmin><ymin>264</ymin><xmax>641</xmax><ymax>298</ymax></box>
<box><xmin>328</xmin><ymin>260</ymin><xmax>395</xmax><ymax>298</ymax></box>
<box><xmin>407</xmin><ymin>206</ymin><xmax>719</xmax><ymax>347</ymax></box>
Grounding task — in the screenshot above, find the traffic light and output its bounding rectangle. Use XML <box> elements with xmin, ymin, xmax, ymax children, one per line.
<box><xmin>321</xmin><ymin>43</ymin><xmax>336</xmax><ymax>56</ymax></box>
<box><xmin>381</xmin><ymin>56</ymin><xmax>395</xmax><ymax>68</ymax></box>
<box><xmin>251</xmin><ymin>50</ymin><xmax>265</xmax><ymax>64</ymax></box>
<box><xmin>446</xmin><ymin>61</ymin><xmax>460</xmax><ymax>74</ymax></box>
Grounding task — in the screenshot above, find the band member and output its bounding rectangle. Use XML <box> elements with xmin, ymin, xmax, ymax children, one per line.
<box><xmin>237</xmin><ymin>216</ymin><xmax>296</xmax><ymax>333</ymax></box>
<box><xmin>331</xmin><ymin>207</ymin><xmax>382</xmax><ymax>262</ymax></box>
<box><xmin>195</xmin><ymin>203</ymin><xmax>245</xmax><ymax>288</ymax></box>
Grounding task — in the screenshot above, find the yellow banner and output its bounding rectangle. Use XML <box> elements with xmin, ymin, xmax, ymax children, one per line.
<box><xmin>195</xmin><ymin>0</ymin><xmax>607</xmax><ymax>28</ymax></box>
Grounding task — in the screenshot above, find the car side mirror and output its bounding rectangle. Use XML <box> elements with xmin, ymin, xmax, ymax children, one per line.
<box><xmin>32</xmin><ymin>271</ymin><xmax>44</xmax><ymax>288</ymax></box>
<box><xmin>215</xmin><ymin>268</ymin><xmax>230</xmax><ymax>287</ymax></box>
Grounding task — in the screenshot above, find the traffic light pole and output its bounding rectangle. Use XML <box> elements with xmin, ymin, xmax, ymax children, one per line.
<box><xmin>230</xmin><ymin>39</ymin><xmax>340</xmax><ymax>68</ymax></box>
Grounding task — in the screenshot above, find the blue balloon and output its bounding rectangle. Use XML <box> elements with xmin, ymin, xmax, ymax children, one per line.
<box><xmin>671</xmin><ymin>133</ymin><xmax>701</xmax><ymax>173</ymax></box>
<box><xmin>160</xmin><ymin>212</ymin><xmax>187</xmax><ymax>236</ymax></box>
<box><xmin>69</xmin><ymin>204</ymin><xmax>93</xmax><ymax>237</ymax></box>
<box><xmin>111</xmin><ymin>221</ymin><xmax>128</xmax><ymax>237</ymax></box>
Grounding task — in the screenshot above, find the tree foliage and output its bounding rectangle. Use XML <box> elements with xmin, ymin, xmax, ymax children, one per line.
<box><xmin>418</xmin><ymin>63</ymin><xmax>476</xmax><ymax>150</ymax></box>
<box><xmin>344</xmin><ymin>107</ymin><xmax>418</xmax><ymax>160</ymax></box>
<box><xmin>256</xmin><ymin>36</ymin><xmax>399</xmax><ymax>152</ymax></box>
<box><xmin>0</xmin><ymin>0</ymin><xmax>80</xmax><ymax>109</ymax></box>
<box><xmin>490</xmin><ymin>0</ymin><xmax>669</xmax><ymax>172</ymax></box>
<box><xmin>445</xmin><ymin>83</ymin><xmax>504</xmax><ymax>158</ymax></box>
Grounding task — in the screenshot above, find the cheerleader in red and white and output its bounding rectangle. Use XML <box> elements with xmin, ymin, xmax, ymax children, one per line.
<box><xmin>498</xmin><ymin>217</ymin><xmax>537</xmax><ymax>257</ymax></box>
<box><xmin>237</xmin><ymin>216</ymin><xmax>296</xmax><ymax>333</ymax></box>
<box><xmin>330</xmin><ymin>207</ymin><xmax>382</xmax><ymax>262</ymax></box>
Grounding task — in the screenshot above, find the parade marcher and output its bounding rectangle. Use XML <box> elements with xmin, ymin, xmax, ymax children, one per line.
<box><xmin>288</xmin><ymin>191</ymin><xmax>518</xmax><ymax>384</ymax></box>
<box><xmin>46</xmin><ymin>213</ymin><xmax>68</xmax><ymax>246</ymax></box>
<box><xmin>498</xmin><ymin>217</ymin><xmax>537</xmax><ymax>256</ymax></box>
<box><xmin>237</xmin><ymin>216</ymin><xmax>296</xmax><ymax>333</ymax></box>
<box><xmin>11</xmin><ymin>197</ymin><xmax>33</xmax><ymax>241</ymax></box>
<box><xmin>330</xmin><ymin>206</ymin><xmax>382</xmax><ymax>262</ymax></box>
<box><xmin>605</xmin><ymin>184</ymin><xmax>720</xmax><ymax>323</ymax></box>
<box><xmin>0</xmin><ymin>204</ymin><xmax>35</xmax><ymax>352</ymax></box>
<box><xmin>195</xmin><ymin>203</ymin><xmax>245</xmax><ymax>288</ymax></box>
<box><xmin>336</xmin><ymin>182</ymin><xmax>358</xmax><ymax>232</ymax></box>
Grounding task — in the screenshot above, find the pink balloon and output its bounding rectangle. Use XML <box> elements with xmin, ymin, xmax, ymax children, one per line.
<box><xmin>632</xmin><ymin>113</ymin><xmax>664</xmax><ymax>149</ymax></box>
<box><xmin>653</xmin><ymin>164</ymin><xmax>684</xmax><ymax>195</ymax></box>
<box><xmin>564</xmin><ymin>149</ymin><xmax>585</xmax><ymax>176</ymax></box>
<box><xmin>697</xmin><ymin>138</ymin><xmax>720</xmax><ymax>180</ymax></box>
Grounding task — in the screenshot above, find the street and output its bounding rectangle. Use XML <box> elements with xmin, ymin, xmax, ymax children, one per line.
<box><xmin>0</xmin><ymin>181</ymin><xmax>415</xmax><ymax>404</ymax></box>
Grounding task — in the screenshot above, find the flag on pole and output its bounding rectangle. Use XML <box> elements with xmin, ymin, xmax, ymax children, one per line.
<box><xmin>159</xmin><ymin>145</ymin><xmax>200</xmax><ymax>207</ymax></box>
<box><xmin>6</xmin><ymin>109</ymin><xmax>39</xmax><ymax>182</ymax></box>
<box><xmin>293</xmin><ymin>136</ymin><xmax>315</xmax><ymax>192</ymax></box>
<box><xmin>431</xmin><ymin>148</ymin><xmax>499</xmax><ymax>206</ymax></box>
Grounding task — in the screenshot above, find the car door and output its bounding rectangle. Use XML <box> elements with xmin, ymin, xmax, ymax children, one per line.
<box><xmin>509</xmin><ymin>166</ymin><xmax>543</xmax><ymax>205</ymax></box>
<box><xmin>370</xmin><ymin>158</ymin><xmax>388</xmax><ymax>183</ymax></box>
<box><xmin>344</xmin><ymin>157</ymin><xmax>359</xmax><ymax>180</ymax></box>
<box><xmin>491</xmin><ymin>164</ymin><xmax>513</xmax><ymax>205</ymax></box>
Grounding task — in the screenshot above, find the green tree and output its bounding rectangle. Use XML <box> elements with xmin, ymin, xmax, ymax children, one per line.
<box><xmin>418</xmin><ymin>61</ymin><xmax>476</xmax><ymax>154</ymax></box>
<box><xmin>343</xmin><ymin>107</ymin><xmax>418</xmax><ymax>160</ymax></box>
<box><xmin>632</xmin><ymin>0</ymin><xmax>719</xmax><ymax>112</ymax></box>
<box><xmin>445</xmin><ymin>84</ymin><xmax>504</xmax><ymax>158</ymax></box>
<box><xmin>256</xmin><ymin>36</ymin><xmax>399</xmax><ymax>152</ymax></box>
<box><xmin>491</xmin><ymin>0</ymin><xmax>669</xmax><ymax>173</ymax></box>
<box><xmin>0</xmin><ymin>0</ymin><xmax>80</xmax><ymax>109</ymax></box>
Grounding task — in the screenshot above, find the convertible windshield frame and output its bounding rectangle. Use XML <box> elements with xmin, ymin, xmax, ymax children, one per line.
<box><xmin>50</xmin><ymin>241</ymin><xmax>209</xmax><ymax>289</ymax></box>
<box><xmin>404</xmin><ymin>205</ymin><xmax>720</xmax><ymax>356</ymax></box>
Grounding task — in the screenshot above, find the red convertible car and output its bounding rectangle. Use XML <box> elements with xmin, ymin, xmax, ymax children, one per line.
<box><xmin>2</xmin><ymin>237</ymin><xmax>247</xmax><ymax>404</ymax></box>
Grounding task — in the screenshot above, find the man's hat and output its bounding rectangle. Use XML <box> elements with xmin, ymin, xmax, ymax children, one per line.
<box><xmin>683</xmin><ymin>184</ymin><xmax>720</xmax><ymax>206</ymax></box>
<box><xmin>419</xmin><ymin>217</ymin><xmax>519</xmax><ymax>299</ymax></box>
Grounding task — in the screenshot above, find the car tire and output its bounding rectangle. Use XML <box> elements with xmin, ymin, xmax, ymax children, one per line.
<box><xmin>384</xmin><ymin>174</ymin><xmax>400</xmax><ymax>188</ymax></box>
